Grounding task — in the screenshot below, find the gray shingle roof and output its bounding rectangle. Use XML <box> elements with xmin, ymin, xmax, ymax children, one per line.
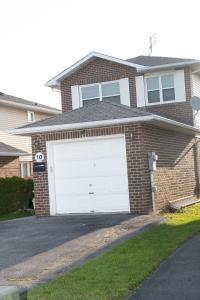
<box><xmin>0</xmin><ymin>92</ymin><xmax>60</xmax><ymax>112</ymax></box>
<box><xmin>127</xmin><ymin>55</ymin><xmax>195</xmax><ymax>67</ymax></box>
<box><xmin>0</xmin><ymin>142</ymin><xmax>28</xmax><ymax>156</ymax></box>
<box><xmin>18</xmin><ymin>101</ymin><xmax>152</xmax><ymax>129</ymax></box>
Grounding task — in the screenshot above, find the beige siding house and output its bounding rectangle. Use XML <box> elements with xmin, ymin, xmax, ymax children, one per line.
<box><xmin>0</xmin><ymin>92</ymin><xmax>60</xmax><ymax>177</ymax></box>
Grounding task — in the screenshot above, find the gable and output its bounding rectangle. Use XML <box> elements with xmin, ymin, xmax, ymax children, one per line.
<box><xmin>60</xmin><ymin>58</ymin><xmax>138</xmax><ymax>112</ymax></box>
<box><xmin>46</xmin><ymin>52</ymin><xmax>144</xmax><ymax>89</ymax></box>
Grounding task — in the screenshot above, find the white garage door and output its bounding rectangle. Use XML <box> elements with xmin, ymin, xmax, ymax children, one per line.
<box><xmin>47</xmin><ymin>135</ymin><xmax>130</xmax><ymax>215</ymax></box>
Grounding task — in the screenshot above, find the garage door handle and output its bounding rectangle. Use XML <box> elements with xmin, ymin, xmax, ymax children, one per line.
<box><xmin>89</xmin><ymin>192</ymin><xmax>94</xmax><ymax>194</ymax></box>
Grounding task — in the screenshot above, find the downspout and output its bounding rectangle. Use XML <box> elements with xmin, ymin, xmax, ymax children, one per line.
<box><xmin>195</xmin><ymin>137</ymin><xmax>200</xmax><ymax>198</ymax></box>
<box><xmin>192</xmin><ymin>106</ymin><xmax>200</xmax><ymax>198</ymax></box>
<box><xmin>148</xmin><ymin>152</ymin><xmax>158</xmax><ymax>214</ymax></box>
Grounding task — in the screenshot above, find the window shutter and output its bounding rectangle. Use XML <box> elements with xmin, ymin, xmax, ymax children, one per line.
<box><xmin>174</xmin><ymin>70</ymin><xmax>186</xmax><ymax>102</ymax></box>
<box><xmin>71</xmin><ymin>85</ymin><xmax>80</xmax><ymax>109</ymax></box>
<box><xmin>120</xmin><ymin>78</ymin><xmax>130</xmax><ymax>106</ymax></box>
<box><xmin>136</xmin><ymin>76</ymin><xmax>146</xmax><ymax>107</ymax></box>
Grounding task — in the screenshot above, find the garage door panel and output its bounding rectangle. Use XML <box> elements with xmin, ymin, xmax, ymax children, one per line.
<box><xmin>54</xmin><ymin>139</ymin><xmax>125</xmax><ymax>162</ymax></box>
<box><xmin>54</xmin><ymin>157</ymin><xmax>127</xmax><ymax>178</ymax></box>
<box><xmin>56</xmin><ymin>194</ymin><xmax>129</xmax><ymax>213</ymax></box>
<box><xmin>91</xmin><ymin>194</ymin><xmax>130</xmax><ymax>212</ymax></box>
<box><xmin>49</xmin><ymin>135</ymin><xmax>130</xmax><ymax>214</ymax></box>
<box><xmin>56</xmin><ymin>196</ymin><xmax>95</xmax><ymax>213</ymax></box>
<box><xmin>55</xmin><ymin>175</ymin><xmax>129</xmax><ymax>195</ymax></box>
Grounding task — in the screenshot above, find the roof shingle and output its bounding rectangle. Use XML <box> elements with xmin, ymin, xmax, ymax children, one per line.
<box><xmin>18</xmin><ymin>101</ymin><xmax>152</xmax><ymax>129</ymax></box>
<box><xmin>0</xmin><ymin>93</ymin><xmax>60</xmax><ymax>112</ymax></box>
<box><xmin>127</xmin><ymin>55</ymin><xmax>195</xmax><ymax>67</ymax></box>
<box><xmin>0</xmin><ymin>142</ymin><xmax>28</xmax><ymax>156</ymax></box>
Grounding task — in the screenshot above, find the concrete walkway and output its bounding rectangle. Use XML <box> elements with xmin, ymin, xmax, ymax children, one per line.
<box><xmin>129</xmin><ymin>233</ymin><xmax>200</xmax><ymax>300</ymax></box>
<box><xmin>0</xmin><ymin>214</ymin><xmax>163</xmax><ymax>292</ymax></box>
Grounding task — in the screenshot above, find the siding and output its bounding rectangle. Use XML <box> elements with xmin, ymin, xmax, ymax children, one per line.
<box><xmin>192</xmin><ymin>73</ymin><xmax>200</xmax><ymax>128</ymax></box>
<box><xmin>0</xmin><ymin>105</ymin><xmax>54</xmax><ymax>162</ymax></box>
<box><xmin>192</xmin><ymin>73</ymin><xmax>200</xmax><ymax>97</ymax></box>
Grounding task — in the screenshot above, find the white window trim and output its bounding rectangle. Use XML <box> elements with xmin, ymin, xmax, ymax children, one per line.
<box><xmin>145</xmin><ymin>72</ymin><xmax>176</xmax><ymax>106</ymax></box>
<box><xmin>79</xmin><ymin>80</ymin><xmax>121</xmax><ymax>106</ymax></box>
<box><xmin>27</xmin><ymin>111</ymin><xmax>35</xmax><ymax>122</ymax></box>
<box><xmin>20</xmin><ymin>162</ymin><xmax>31</xmax><ymax>178</ymax></box>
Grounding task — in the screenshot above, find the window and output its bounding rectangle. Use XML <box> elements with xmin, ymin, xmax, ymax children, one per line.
<box><xmin>146</xmin><ymin>74</ymin><xmax>175</xmax><ymax>105</ymax></box>
<box><xmin>27</xmin><ymin>111</ymin><xmax>35</xmax><ymax>122</ymax></box>
<box><xmin>20</xmin><ymin>162</ymin><xmax>30</xmax><ymax>178</ymax></box>
<box><xmin>146</xmin><ymin>77</ymin><xmax>160</xmax><ymax>104</ymax></box>
<box><xmin>161</xmin><ymin>75</ymin><xmax>175</xmax><ymax>101</ymax></box>
<box><xmin>80</xmin><ymin>81</ymin><xmax>121</xmax><ymax>106</ymax></box>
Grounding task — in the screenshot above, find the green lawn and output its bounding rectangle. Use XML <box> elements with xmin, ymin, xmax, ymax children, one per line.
<box><xmin>0</xmin><ymin>210</ymin><xmax>34</xmax><ymax>221</ymax></box>
<box><xmin>28</xmin><ymin>204</ymin><xmax>200</xmax><ymax>300</ymax></box>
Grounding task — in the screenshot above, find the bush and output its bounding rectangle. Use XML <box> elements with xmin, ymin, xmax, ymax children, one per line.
<box><xmin>0</xmin><ymin>176</ymin><xmax>34</xmax><ymax>215</ymax></box>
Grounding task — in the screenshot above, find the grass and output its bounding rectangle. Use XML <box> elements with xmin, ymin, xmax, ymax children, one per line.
<box><xmin>0</xmin><ymin>209</ymin><xmax>34</xmax><ymax>221</ymax></box>
<box><xmin>28</xmin><ymin>204</ymin><xmax>200</xmax><ymax>300</ymax></box>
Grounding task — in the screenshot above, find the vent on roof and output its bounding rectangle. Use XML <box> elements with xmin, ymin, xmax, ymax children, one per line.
<box><xmin>0</xmin><ymin>92</ymin><xmax>5</xmax><ymax>96</ymax></box>
<box><xmin>34</xmin><ymin>102</ymin><xmax>38</xmax><ymax>106</ymax></box>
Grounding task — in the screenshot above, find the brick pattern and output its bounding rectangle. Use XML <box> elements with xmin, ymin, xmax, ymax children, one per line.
<box><xmin>32</xmin><ymin>124</ymin><xmax>196</xmax><ymax>216</ymax></box>
<box><xmin>60</xmin><ymin>60</ymin><xmax>194</xmax><ymax>126</ymax></box>
<box><xmin>61</xmin><ymin>58</ymin><xmax>138</xmax><ymax>112</ymax></box>
<box><xmin>142</xmin><ymin>125</ymin><xmax>196</xmax><ymax>210</ymax></box>
<box><xmin>0</xmin><ymin>156</ymin><xmax>20</xmax><ymax>177</ymax></box>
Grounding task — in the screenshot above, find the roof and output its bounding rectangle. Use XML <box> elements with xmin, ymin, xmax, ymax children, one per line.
<box><xmin>0</xmin><ymin>92</ymin><xmax>60</xmax><ymax>114</ymax></box>
<box><xmin>0</xmin><ymin>142</ymin><xmax>29</xmax><ymax>157</ymax></box>
<box><xmin>46</xmin><ymin>52</ymin><xmax>200</xmax><ymax>89</ymax></box>
<box><xmin>16</xmin><ymin>101</ymin><xmax>151</xmax><ymax>129</ymax></box>
<box><xmin>127</xmin><ymin>55</ymin><xmax>195</xmax><ymax>67</ymax></box>
<box><xmin>11</xmin><ymin>100</ymin><xmax>200</xmax><ymax>137</ymax></box>
<box><xmin>46</xmin><ymin>52</ymin><xmax>146</xmax><ymax>89</ymax></box>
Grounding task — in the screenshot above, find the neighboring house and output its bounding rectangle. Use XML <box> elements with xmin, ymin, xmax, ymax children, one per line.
<box><xmin>13</xmin><ymin>52</ymin><xmax>200</xmax><ymax>216</ymax></box>
<box><xmin>0</xmin><ymin>92</ymin><xmax>60</xmax><ymax>177</ymax></box>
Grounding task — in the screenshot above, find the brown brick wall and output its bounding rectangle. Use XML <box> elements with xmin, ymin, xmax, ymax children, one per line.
<box><xmin>143</xmin><ymin>125</ymin><xmax>197</xmax><ymax>210</ymax></box>
<box><xmin>61</xmin><ymin>58</ymin><xmax>137</xmax><ymax>112</ymax></box>
<box><xmin>31</xmin><ymin>124</ymin><xmax>197</xmax><ymax>216</ymax></box>
<box><xmin>0</xmin><ymin>156</ymin><xmax>20</xmax><ymax>177</ymax></box>
<box><xmin>32</xmin><ymin>124</ymin><xmax>153</xmax><ymax>216</ymax></box>
<box><xmin>60</xmin><ymin>60</ymin><xmax>194</xmax><ymax>126</ymax></box>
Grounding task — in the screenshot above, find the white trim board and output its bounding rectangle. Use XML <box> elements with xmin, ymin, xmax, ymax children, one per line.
<box><xmin>0</xmin><ymin>152</ymin><xmax>30</xmax><ymax>157</ymax></box>
<box><xmin>11</xmin><ymin>114</ymin><xmax>200</xmax><ymax>136</ymax></box>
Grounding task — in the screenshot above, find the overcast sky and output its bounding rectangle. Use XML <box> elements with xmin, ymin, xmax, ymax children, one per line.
<box><xmin>0</xmin><ymin>0</ymin><xmax>199</xmax><ymax>109</ymax></box>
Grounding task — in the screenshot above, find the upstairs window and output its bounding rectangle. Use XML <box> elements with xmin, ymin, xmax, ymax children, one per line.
<box><xmin>161</xmin><ymin>74</ymin><xmax>175</xmax><ymax>101</ymax></box>
<box><xmin>146</xmin><ymin>77</ymin><xmax>160</xmax><ymax>104</ymax></box>
<box><xmin>80</xmin><ymin>81</ymin><xmax>121</xmax><ymax>106</ymax></box>
<box><xmin>146</xmin><ymin>74</ymin><xmax>175</xmax><ymax>105</ymax></box>
<box><xmin>27</xmin><ymin>111</ymin><xmax>35</xmax><ymax>122</ymax></box>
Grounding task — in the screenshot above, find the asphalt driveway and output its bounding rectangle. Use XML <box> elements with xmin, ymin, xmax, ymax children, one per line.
<box><xmin>129</xmin><ymin>233</ymin><xmax>200</xmax><ymax>300</ymax></box>
<box><xmin>0</xmin><ymin>214</ymin><xmax>162</xmax><ymax>291</ymax></box>
<box><xmin>0</xmin><ymin>214</ymin><xmax>132</xmax><ymax>270</ymax></box>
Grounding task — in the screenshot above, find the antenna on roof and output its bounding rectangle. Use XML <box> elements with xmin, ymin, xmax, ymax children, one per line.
<box><xmin>148</xmin><ymin>33</ymin><xmax>156</xmax><ymax>56</ymax></box>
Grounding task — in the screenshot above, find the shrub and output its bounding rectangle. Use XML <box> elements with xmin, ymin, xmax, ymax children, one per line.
<box><xmin>0</xmin><ymin>176</ymin><xmax>34</xmax><ymax>215</ymax></box>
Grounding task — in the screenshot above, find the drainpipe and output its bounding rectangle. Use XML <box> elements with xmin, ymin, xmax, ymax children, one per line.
<box><xmin>193</xmin><ymin>108</ymin><xmax>200</xmax><ymax>198</ymax></box>
<box><xmin>148</xmin><ymin>152</ymin><xmax>158</xmax><ymax>214</ymax></box>
<box><xmin>195</xmin><ymin>138</ymin><xmax>200</xmax><ymax>198</ymax></box>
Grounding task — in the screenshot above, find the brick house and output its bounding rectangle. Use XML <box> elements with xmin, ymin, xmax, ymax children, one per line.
<box><xmin>0</xmin><ymin>93</ymin><xmax>60</xmax><ymax>177</ymax></box>
<box><xmin>13</xmin><ymin>52</ymin><xmax>200</xmax><ymax>216</ymax></box>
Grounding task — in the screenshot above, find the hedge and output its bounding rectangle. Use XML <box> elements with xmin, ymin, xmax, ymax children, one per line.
<box><xmin>0</xmin><ymin>176</ymin><xmax>34</xmax><ymax>215</ymax></box>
